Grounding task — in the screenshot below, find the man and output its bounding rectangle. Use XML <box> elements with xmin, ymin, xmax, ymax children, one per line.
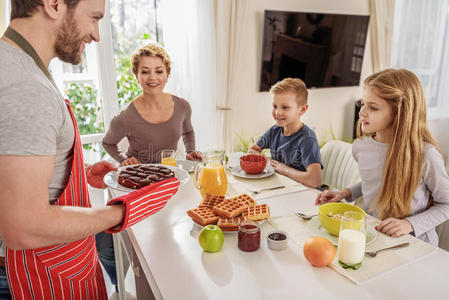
<box><xmin>0</xmin><ymin>1</ymin><xmax>179</xmax><ymax>299</ymax></box>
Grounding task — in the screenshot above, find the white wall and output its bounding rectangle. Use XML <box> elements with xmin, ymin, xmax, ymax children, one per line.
<box><xmin>229</xmin><ymin>0</ymin><xmax>371</xmax><ymax>149</ymax></box>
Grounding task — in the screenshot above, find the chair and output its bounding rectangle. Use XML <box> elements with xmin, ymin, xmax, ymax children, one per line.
<box><xmin>320</xmin><ymin>140</ymin><xmax>360</xmax><ymax>191</ymax></box>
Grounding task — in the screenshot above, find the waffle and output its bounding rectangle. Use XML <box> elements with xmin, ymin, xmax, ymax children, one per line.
<box><xmin>118</xmin><ymin>165</ymin><xmax>175</xmax><ymax>189</ymax></box>
<box><xmin>217</xmin><ymin>217</ymin><xmax>245</xmax><ymax>231</ymax></box>
<box><xmin>242</xmin><ymin>204</ymin><xmax>270</xmax><ymax>221</ymax></box>
<box><xmin>231</xmin><ymin>193</ymin><xmax>256</xmax><ymax>207</ymax></box>
<box><xmin>213</xmin><ymin>199</ymin><xmax>247</xmax><ymax>218</ymax></box>
<box><xmin>198</xmin><ymin>194</ymin><xmax>225</xmax><ymax>209</ymax></box>
<box><xmin>187</xmin><ymin>207</ymin><xmax>219</xmax><ymax>226</ymax></box>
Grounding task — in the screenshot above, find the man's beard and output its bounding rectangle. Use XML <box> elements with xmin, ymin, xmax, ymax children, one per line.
<box><xmin>54</xmin><ymin>12</ymin><xmax>86</xmax><ymax>65</ymax></box>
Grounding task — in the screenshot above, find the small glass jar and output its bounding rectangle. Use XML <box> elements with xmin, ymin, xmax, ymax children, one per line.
<box><xmin>238</xmin><ymin>220</ymin><xmax>260</xmax><ymax>252</ymax></box>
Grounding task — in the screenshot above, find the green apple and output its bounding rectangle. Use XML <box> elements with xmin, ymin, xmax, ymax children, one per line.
<box><xmin>198</xmin><ymin>225</ymin><xmax>224</xmax><ymax>252</ymax></box>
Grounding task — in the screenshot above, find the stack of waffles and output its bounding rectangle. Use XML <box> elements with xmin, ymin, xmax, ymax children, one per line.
<box><xmin>187</xmin><ymin>193</ymin><xmax>270</xmax><ymax>231</ymax></box>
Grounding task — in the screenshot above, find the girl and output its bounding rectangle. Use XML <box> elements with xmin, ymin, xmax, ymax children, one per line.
<box><xmin>316</xmin><ymin>69</ymin><xmax>449</xmax><ymax>246</ymax></box>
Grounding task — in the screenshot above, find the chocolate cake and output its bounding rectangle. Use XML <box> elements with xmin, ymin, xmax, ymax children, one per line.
<box><xmin>118</xmin><ymin>165</ymin><xmax>175</xmax><ymax>189</ymax></box>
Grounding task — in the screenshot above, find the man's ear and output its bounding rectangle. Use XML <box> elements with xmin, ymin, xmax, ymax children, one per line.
<box><xmin>41</xmin><ymin>0</ymin><xmax>65</xmax><ymax>20</ymax></box>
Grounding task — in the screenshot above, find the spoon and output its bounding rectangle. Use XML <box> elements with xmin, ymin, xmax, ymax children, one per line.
<box><xmin>365</xmin><ymin>242</ymin><xmax>410</xmax><ymax>257</ymax></box>
<box><xmin>295</xmin><ymin>212</ymin><xmax>318</xmax><ymax>221</ymax></box>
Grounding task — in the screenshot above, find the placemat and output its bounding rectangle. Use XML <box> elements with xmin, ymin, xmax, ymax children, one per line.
<box><xmin>228</xmin><ymin>172</ymin><xmax>309</xmax><ymax>200</ymax></box>
<box><xmin>268</xmin><ymin>214</ymin><xmax>436</xmax><ymax>284</ymax></box>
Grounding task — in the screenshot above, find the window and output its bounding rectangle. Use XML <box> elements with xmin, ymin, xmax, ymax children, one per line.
<box><xmin>391</xmin><ymin>0</ymin><xmax>449</xmax><ymax>118</ymax></box>
<box><xmin>47</xmin><ymin>0</ymin><xmax>162</xmax><ymax>164</ymax></box>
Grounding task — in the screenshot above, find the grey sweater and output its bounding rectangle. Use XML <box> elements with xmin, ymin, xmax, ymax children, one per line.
<box><xmin>348</xmin><ymin>136</ymin><xmax>449</xmax><ymax>246</ymax></box>
<box><xmin>102</xmin><ymin>95</ymin><xmax>195</xmax><ymax>164</ymax></box>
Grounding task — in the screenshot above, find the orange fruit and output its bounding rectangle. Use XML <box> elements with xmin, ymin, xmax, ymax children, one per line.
<box><xmin>303</xmin><ymin>236</ymin><xmax>336</xmax><ymax>267</ymax></box>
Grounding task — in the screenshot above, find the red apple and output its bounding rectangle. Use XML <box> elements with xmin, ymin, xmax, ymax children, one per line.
<box><xmin>198</xmin><ymin>225</ymin><xmax>224</xmax><ymax>252</ymax></box>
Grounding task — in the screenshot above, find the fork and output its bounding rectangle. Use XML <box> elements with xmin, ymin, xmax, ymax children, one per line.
<box><xmin>365</xmin><ymin>242</ymin><xmax>410</xmax><ymax>257</ymax></box>
<box><xmin>246</xmin><ymin>185</ymin><xmax>285</xmax><ymax>194</ymax></box>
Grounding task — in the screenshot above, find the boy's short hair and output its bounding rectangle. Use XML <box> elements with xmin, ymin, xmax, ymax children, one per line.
<box><xmin>269</xmin><ymin>78</ymin><xmax>308</xmax><ymax>106</ymax></box>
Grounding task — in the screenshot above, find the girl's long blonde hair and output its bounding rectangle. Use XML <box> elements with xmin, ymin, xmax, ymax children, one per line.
<box><xmin>359</xmin><ymin>69</ymin><xmax>438</xmax><ymax>219</ymax></box>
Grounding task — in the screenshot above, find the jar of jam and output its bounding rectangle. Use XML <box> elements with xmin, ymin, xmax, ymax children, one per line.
<box><xmin>238</xmin><ymin>220</ymin><xmax>260</xmax><ymax>252</ymax></box>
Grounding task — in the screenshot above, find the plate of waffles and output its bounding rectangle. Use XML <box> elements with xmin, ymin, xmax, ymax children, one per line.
<box><xmin>104</xmin><ymin>163</ymin><xmax>189</xmax><ymax>193</ymax></box>
<box><xmin>231</xmin><ymin>165</ymin><xmax>275</xmax><ymax>179</ymax></box>
<box><xmin>188</xmin><ymin>194</ymin><xmax>269</xmax><ymax>233</ymax></box>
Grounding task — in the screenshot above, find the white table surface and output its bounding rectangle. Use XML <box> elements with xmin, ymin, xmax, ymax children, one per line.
<box><xmin>111</xmin><ymin>176</ymin><xmax>449</xmax><ymax>300</ymax></box>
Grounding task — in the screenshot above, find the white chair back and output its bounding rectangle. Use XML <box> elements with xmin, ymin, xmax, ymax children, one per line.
<box><xmin>321</xmin><ymin>140</ymin><xmax>360</xmax><ymax>190</ymax></box>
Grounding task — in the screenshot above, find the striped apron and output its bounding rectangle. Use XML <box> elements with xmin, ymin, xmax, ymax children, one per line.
<box><xmin>5</xmin><ymin>100</ymin><xmax>108</xmax><ymax>300</ymax></box>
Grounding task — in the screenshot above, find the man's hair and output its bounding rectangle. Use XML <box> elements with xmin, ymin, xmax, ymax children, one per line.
<box><xmin>131</xmin><ymin>43</ymin><xmax>171</xmax><ymax>77</ymax></box>
<box><xmin>10</xmin><ymin>0</ymin><xmax>81</xmax><ymax>20</ymax></box>
<box><xmin>269</xmin><ymin>78</ymin><xmax>308</xmax><ymax>106</ymax></box>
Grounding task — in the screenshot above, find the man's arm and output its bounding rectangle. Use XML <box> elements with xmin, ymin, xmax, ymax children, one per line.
<box><xmin>0</xmin><ymin>155</ymin><xmax>124</xmax><ymax>250</ymax></box>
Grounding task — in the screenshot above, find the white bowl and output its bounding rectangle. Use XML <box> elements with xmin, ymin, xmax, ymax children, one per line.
<box><xmin>267</xmin><ymin>231</ymin><xmax>288</xmax><ymax>251</ymax></box>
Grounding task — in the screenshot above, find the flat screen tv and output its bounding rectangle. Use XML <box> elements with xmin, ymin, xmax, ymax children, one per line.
<box><xmin>260</xmin><ymin>10</ymin><xmax>370</xmax><ymax>91</ymax></box>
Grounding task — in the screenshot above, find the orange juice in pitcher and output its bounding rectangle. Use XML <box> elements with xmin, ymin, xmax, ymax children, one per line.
<box><xmin>194</xmin><ymin>151</ymin><xmax>228</xmax><ymax>198</ymax></box>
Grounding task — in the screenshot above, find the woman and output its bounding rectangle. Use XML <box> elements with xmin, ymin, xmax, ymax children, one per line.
<box><xmin>103</xmin><ymin>43</ymin><xmax>202</xmax><ymax>166</ymax></box>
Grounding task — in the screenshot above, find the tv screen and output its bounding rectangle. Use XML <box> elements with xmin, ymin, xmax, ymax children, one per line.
<box><xmin>260</xmin><ymin>10</ymin><xmax>370</xmax><ymax>91</ymax></box>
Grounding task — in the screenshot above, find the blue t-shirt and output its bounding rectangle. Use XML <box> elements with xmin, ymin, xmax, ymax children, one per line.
<box><xmin>257</xmin><ymin>125</ymin><xmax>322</xmax><ymax>171</ymax></box>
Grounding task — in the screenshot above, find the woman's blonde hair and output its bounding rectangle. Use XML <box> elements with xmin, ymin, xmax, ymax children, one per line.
<box><xmin>131</xmin><ymin>43</ymin><xmax>171</xmax><ymax>77</ymax></box>
<box><xmin>359</xmin><ymin>69</ymin><xmax>438</xmax><ymax>219</ymax></box>
<box><xmin>270</xmin><ymin>78</ymin><xmax>308</xmax><ymax>106</ymax></box>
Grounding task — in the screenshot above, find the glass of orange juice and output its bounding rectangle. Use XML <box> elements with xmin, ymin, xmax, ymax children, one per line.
<box><xmin>193</xmin><ymin>151</ymin><xmax>228</xmax><ymax>198</ymax></box>
<box><xmin>160</xmin><ymin>149</ymin><xmax>177</xmax><ymax>167</ymax></box>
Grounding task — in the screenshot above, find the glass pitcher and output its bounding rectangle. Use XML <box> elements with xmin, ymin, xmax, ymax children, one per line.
<box><xmin>193</xmin><ymin>151</ymin><xmax>228</xmax><ymax>199</ymax></box>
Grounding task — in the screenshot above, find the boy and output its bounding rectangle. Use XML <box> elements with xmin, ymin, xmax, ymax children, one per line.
<box><xmin>249</xmin><ymin>78</ymin><xmax>322</xmax><ymax>188</ymax></box>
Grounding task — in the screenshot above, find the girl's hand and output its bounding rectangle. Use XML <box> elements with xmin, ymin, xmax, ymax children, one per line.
<box><xmin>122</xmin><ymin>157</ymin><xmax>140</xmax><ymax>166</ymax></box>
<box><xmin>186</xmin><ymin>151</ymin><xmax>202</xmax><ymax>161</ymax></box>
<box><xmin>270</xmin><ymin>159</ymin><xmax>289</xmax><ymax>175</ymax></box>
<box><xmin>315</xmin><ymin>189</ymin><xmax>348</xmax><ymax>205</ymax></box>
<box><xmin>375</xmin><ymin>218</ymin><xmax>414</xmax><ymax>237</ymax></box>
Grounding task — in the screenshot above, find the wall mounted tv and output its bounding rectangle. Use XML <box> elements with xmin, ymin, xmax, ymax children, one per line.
<box><xmin>260</xmin><ymin>10</ymin><xmax>370</xmax><ymax>91</ymax></box>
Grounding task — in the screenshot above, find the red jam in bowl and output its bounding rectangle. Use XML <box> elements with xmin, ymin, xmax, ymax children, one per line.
<box><xmin>238</xmin><ymin>221</ymin><xmax>260</xmax><ymax>252</ymax></box>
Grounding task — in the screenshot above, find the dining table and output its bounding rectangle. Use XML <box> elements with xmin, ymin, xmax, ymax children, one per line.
<box><xmin>108</xmin><ymin>165</ymin><xmax>449</xmax><ymax>300</ymax></box>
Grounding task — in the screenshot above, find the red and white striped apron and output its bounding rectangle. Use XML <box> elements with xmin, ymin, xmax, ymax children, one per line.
<box><xmin>5</xmin><ymin>100</ymin><xmax>108</xmax><ymax>300</ymax></box>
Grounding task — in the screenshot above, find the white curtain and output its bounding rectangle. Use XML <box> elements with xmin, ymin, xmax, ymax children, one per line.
<box><xmin>391</xmin><ymin>0</ymin><xmax>449</xmax><ymax>112</ymax></box>
<box><xmin>0</xmin><ymin>0</ymin><xmax>9</xmax><ymax>34</ymax></box>
<box><xmin>214</xmin><ymin>0</ymin><xmax>247</xmax><ymax>152</ymax></box>
<box><xmin>160</xmin><ymin>0</ymin><xmax>217</xmax><ymax>152</ymax></box>
<box><xmin>369</xmin><ymin>0</ymin><xmax>396</xmax><ymax>72</ymax></box>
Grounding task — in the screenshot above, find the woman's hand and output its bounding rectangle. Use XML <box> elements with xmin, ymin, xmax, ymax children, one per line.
<box><xmin>315</xmin><ymin>189</ymin><xmax>349</xmax><ymax>205</ymax></box>
<box><xmin>186</xmin><ymin>151</ymin><xmax>202</xmax><ymax>161</ymax></box>
<box><xmin>86</xmin><ymin>161</ymin><xmax>118</xmax><ymax>188</ymax></box>
<box><xmin>122</xmin><ymin>157</ymin><xmax>141</xmax><ymax>166</ymax></box>
<box><xmin>375</xmin><ymin>218</ymin><xmax>414</xmax><ymax>237</ymax></box>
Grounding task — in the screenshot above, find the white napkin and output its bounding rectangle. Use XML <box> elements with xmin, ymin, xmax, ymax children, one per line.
<box><xmin>269</xmin><ymin>214</ymin><xmax>436</xmax><ymax>285</ymax></box>
<box><xmin>228</xmin><ymin>172</ymin><xmax>309</xmax><ymax>200</ymax></box>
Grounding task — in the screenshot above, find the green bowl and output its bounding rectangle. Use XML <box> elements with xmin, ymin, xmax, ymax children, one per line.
<box><xmin>318</xmin><ymin>203</ymin><xmax>366</xmax><ymax>236</ymax></box>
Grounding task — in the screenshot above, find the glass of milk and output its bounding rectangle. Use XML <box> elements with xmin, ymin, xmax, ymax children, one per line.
<box><xmin>337</xmin><ymin>211</ymin><xmax>366</xmax><ymax>270</ymax></box>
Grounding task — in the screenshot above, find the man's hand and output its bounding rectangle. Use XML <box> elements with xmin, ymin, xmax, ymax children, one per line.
<box><xmin>375</xmin><ymin>218</ymin><xmax>414</xmax><ymax>237</ymax></box>
<box><xmin>86</xmin><ymin>161</ymin><xmax>117</xmax><ymax>189</ymax></box>
<box><xmin>186</xmin><ymin>151</ymin><xmax>202</xmax><ymax>161</ymax></box>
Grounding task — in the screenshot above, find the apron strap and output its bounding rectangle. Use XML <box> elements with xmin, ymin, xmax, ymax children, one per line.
<box><xmin>4</xmin><ymin>26</ymin><xmax>58</xmax><ymax>89</ymax></box>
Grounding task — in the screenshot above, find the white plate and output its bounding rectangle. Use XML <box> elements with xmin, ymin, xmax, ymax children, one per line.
<box><xmin>104</xmin><ymin>164</ymin><xmax>190</xmax><ymax>193</ymax></box>
<box><xmin>193</xmin><ymin>219</ymin><xmax>266</xmax><ymax>234</ymax></box>
<box><xmin>305</xmin><ymin>217</ymin><xmax>376</xmax><ymax>246</ymax></box>
<box><xmin>231</xmin><ymin>165</ymin><xmax>275</xmax><ymax>179</ymax></box>
<box><xmin>176</xmin><ymin>159</ymin><xmax>198</xmax><ymax>173</ymax></box>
